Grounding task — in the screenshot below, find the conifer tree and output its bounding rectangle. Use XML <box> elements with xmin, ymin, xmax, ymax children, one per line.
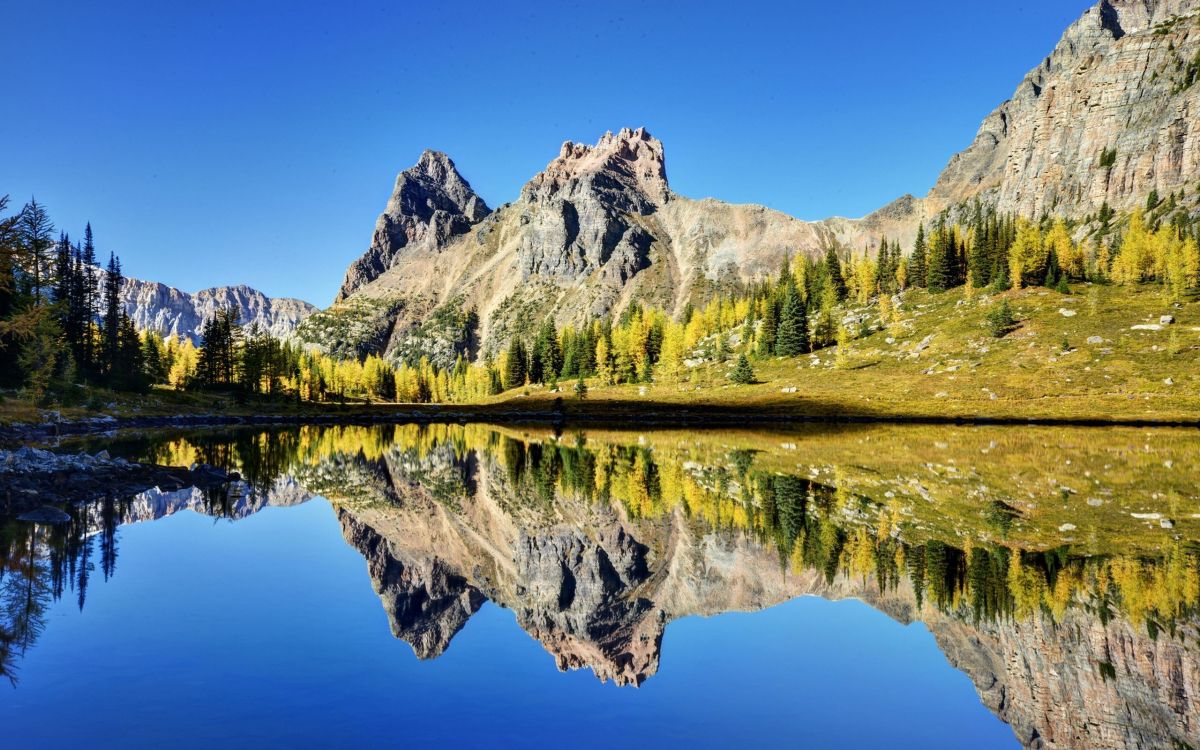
<box><xmin>503</xmin><ymin>337</ymin><xmax>527</xmax><ymax>390</ymax></box>
<box><xmin>730</xmin><ymin>353</ymin><xmax>755</xmax><ymax>384</ymax></box>
<box><xmin>757</xmin><ymin>298</ymin><xmax>778</xmax><ymax>356</ymax></box>
<box><xmin>824</xmin><ymin>246</ymin><xmax>847</xmax><ymax>301</ymax></box>
<box><xmin>910</xmin><ymin>224</ymin><xmax>927</xmax><ymax>288</ymax></box>
<box><xmin>101</xmin><ymin>252</ymin><xmax>123</xmax><ymax>376</ymax></box>
<box><xmin>17</xmin><ymin>199</ymin><xmax>54</xmax><ymax>303</ymax></box>
<box><xmin>775</xmin><ymin>288</ymin><xmax>809</xmax><ymax>356</ymax></box>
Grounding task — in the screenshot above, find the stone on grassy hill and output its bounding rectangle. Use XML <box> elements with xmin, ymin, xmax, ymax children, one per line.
<box><xmin>1131</xmin><ymin>324</ymin><xmax>1163</xmax><ymax>331</ymax></box>
<box><xmin>1058</xmin><ymin>308</ymin><xmax>1076</xmax><ymax>317</ymax></box>
<box><xmin>1086</xmin><ymin>336</ymin><xmax>1103</xmax><ymax>344</ymax></box>
<box><xmin>1160</xmin><ymin>315</ymin><xmax>1175</xmax><ymax>325</ymax></box>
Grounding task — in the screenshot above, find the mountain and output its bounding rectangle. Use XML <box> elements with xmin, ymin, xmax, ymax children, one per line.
<box><xmin>898</xmin><ymin>0</ymin><xmax>1200</xmax><ymax>226</ymax></box>
<box><xmin>316</xmin><ymin>0</ymin><xmax>1200</xmax><ymax>365</ymax></box>
<box><xmin>114</xmin><ymin>272</ymin><xmax>317</xmax><ymax>343</ymax></box>
<box><xmin>307</xmin><ymin>127</ymin><xmax>846</xmax><ymax>364</ymax></box>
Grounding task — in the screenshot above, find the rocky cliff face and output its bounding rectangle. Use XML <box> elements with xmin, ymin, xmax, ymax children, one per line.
<box><xmin>335</xmin><ymin>150</ymin><xmax>490</xmax><ymax>302</ymax></box>
<box><xmin>114</xmin><ymin>270</ymin><xmax>317</xmax><ymax>343</ymax></box>
<box><xmin>919</xmin><ymin>0</ymin><xmax>1200</xmax><ymax>221</ymax></box>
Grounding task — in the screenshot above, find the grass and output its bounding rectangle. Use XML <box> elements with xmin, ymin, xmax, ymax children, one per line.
<box><xmin>480</xmin><ymin>283</ymin><xmax>1200</xmax><ymax>424</ymax></box>
<box><xmin>2</xmin><ymin>283</ymin><xmax>1198</xmax><ymax>429</ymax></box>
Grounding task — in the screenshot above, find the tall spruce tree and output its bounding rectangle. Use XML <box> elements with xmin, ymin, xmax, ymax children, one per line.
<box><xmin>101</xmin><ymin>252</ymin><xmax>123</xmax><ymax>377</ymax></box>
<box><xmin>17</xmin><ymin>199</ymin><xmax>55</xmax><ymax>303</ymax></box>
<box><xmin>775</xmin><ymin>288</ymin><xmax>809</xmax><ymax>356</ymax></box>
<box><xmin>503</xmin><ymin>337</ymin><xmax>527</xmax><ymax>390</ymax></box>
<box><xmin>910</xmin><ymin>224</ymin><xmax>927</xmax><ymax>288</ymax></box>
<box><xmin>824</xmin><ymin>246</ymin><xmax>847</xmax><ymax>301</ymax></box>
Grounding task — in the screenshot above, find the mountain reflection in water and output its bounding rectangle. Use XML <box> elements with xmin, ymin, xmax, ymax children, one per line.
<box><xmin>2</xmin><ymin>423</ymin><xmax>1197</xmax><ymax>749</ymax></box>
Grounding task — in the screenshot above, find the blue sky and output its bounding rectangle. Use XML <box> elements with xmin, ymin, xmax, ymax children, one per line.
<box><xmin>3</xmin><ymin>1</ymin><xmax>1091</xmax><ymax>306</ymax></box>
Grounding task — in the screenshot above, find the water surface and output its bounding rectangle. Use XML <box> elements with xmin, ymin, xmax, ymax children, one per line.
<box><xmin>2</xmin><ymin>423</ymin><xmax>1197</xmax><ymax>749</ymax></box>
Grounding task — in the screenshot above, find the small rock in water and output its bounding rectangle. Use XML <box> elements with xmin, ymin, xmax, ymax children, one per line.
<box><xmin>18</xmin><ymin>507</ymin><xmax>72</xmax><ymax>525</ymax></box>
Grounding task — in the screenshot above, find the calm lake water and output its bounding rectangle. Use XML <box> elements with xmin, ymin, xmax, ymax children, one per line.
<box><xmin>2</xmin><ymin>423</ymin><xmax>1197</xmax><ymax>749</ymax></box>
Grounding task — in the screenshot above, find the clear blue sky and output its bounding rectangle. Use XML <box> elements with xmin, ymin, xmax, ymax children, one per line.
<box><xmin>3</xmin><ymin>1</ymin><xmax>1091</xmax><ymax>306</ymax></box>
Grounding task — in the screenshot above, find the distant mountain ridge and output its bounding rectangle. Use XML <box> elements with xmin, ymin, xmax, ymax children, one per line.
<box><xmin>111</xmin><ymin>269</ymin><xmax>317</xmax><ymax>343</ymax></box>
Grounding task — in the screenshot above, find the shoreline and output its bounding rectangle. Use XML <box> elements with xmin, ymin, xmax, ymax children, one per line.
<box><xmin>4</xmin><ymin>402</ymin><xmax>1200</xmax><ymax>443</ymax></box>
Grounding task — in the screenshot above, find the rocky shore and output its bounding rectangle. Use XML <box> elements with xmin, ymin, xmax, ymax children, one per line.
<box><xmin>0</xmin><ymin>446</ymin><xmax>242</xmax><ymax>517</ymax></box>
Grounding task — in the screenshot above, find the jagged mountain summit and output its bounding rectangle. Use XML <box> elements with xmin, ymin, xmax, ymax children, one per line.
<box><xmin>305</xmin><ymin>126</ymin><xmax>843</xmax><ymax>364</ymax></box>
<box><xmin>337</xmin><ymin>149</ymin><xmax>491</xmax><ymax>302</ymax></box>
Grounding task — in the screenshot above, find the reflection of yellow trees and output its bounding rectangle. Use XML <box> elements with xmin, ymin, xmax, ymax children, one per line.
<box><xmin>141</xmin><ymin>426</ymin><xmax>1200</xmax><ymax>632</ymax></box>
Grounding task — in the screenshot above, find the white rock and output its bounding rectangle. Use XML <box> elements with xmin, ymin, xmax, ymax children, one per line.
<box><xmin>1058</xmin><ymin>308</ymin><xmax>1077</xmax><ymax>317</ymax></box>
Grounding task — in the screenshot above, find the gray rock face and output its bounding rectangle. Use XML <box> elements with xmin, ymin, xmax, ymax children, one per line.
<box><xmin>513</xmin><ymin>127</ymin><xmax>662</xmax><ymax>282</ymax></box>
<box><xmin>923</xmin><ymin>0</ymin><xmax>1200</xmax><ymax>219</ymax></box>
<box><xmin>113</xmin><ymin>270</ymin><xmax>317</xmax><ymax>343</ymax></box>
<box><xmin>336</xmin><ymin>150</ymin><xmax>490</xmax><ymax>301</ymax></box>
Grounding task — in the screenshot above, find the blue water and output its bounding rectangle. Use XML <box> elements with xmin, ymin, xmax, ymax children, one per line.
<box><xmin>1</xmin><ymin>498</ymin><xmax>1016</xmax><ymax>749</ymax></box>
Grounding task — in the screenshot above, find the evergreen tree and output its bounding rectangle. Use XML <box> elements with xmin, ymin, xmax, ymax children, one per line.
<box><xmin>757</xmin><ymin>298</ymin><xmax>778</xmax><ymax>356</ymax></box>
<box><xmin>17</xmin><ymin>198</ymin><xmax>54</xmax><ymax>303</ymax></box>
<box><xmin>80</xmin><ymin>223</ymin><xmax>98</xmax><ymax>374</ymax></box>
<box><xmin>532</xmin><ymin>318</ymin><xmax>562</xmax><ymax>383</ymax></box>
<box><xmin>926</xmin><ymin>232</ymin><xmax>950</xmax><ymax>293</ymax></box>
<box><xmin>101</xmin><ymin>252</ymin><xmax>123</xmax><ymax>376</ymax></box>
<box><xmin>824</xmin><ymin>246</ymin><xmax>847</xmax><ymax>301</ymax></box>
<box><xmin>729</xmin><ymin>353</ymin><xmax>755</xmax><ymax>384</ymax></box>
<box><xmin>910</xmin><ymin>224</ymin><xmax>927</xmax><ymax>288</ymax></box>
<box><xmin>775</xmin><ymin>288</ymin><xmax>809</xmax><ymax>356</ymax></box>
<box><xmin>503</xmin><ymin>337</ymin><xmax>527</xmax><ymax>390</ymax></box>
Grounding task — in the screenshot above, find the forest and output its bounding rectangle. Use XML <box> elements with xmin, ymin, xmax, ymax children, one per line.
<box><xmin>2</xmin><ymin>191</ymin><xmax>1198</xmax><ymax>407</ymax></box>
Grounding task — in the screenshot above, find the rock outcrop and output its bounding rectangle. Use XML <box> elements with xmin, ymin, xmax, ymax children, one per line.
<box><xmin>336</xmin><ymin>150</ymin><xmax>490</xmax><ymax>301</ymax></box>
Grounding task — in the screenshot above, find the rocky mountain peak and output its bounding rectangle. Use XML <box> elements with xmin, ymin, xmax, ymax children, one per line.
<box><xmin>335</xmin><ymin>150</ymin><xmax>491</xmax><ymax>302</ymax></box>
<box><xmin>520</xmin><ymin>126</ymin><xmax>669</xmax><ymax>212</ymax></box>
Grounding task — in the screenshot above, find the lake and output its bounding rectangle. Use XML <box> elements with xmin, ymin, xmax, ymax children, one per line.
<box><xmin>1</xmin><ymin>423</ymin><xmax>1197</xmax><ymax>749</ymax></box>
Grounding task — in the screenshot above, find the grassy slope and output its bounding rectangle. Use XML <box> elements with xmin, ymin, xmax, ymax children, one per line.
<box><xmin>2</xmin><ymin>283</ymin><xmax>1197</xmax><ymax>428</ymax></box>
<box><xmin>483</xmin><ymin>283</ymin><xmax>1200</xmax><ymax>423</ymax></box>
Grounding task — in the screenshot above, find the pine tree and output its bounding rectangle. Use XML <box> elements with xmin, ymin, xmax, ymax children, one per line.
<box><xmin>17</xmin><ymin>199</ymin><xmax>54</xmax><ymax>303</ymax></box>
<box><xmin>910</xmin><ymin>224</ymin><xmax>927</xmax><ymax>288</ymax></box>
<box><xmin>80</xmin><ymin>223</ymin><xmax>98</xmax><ymax>375</ymax></box>
<box><xmin>730</xmin><ymin>353</ymin><xmax>755</xmax><ymax>384</ymax></box>
<box><xmin>101</xmin><ymin>252</ymin><xmax>123</xmax><ymax>377</ymax></box>
<box><xmin>775</xmin><ymin>288</ymin><xmax>809</xmax><ymax>356</ymax></box>
<box><xmin>757</xmin><ymin>298</ymin><xmax>778</xmax><ymax>356</ymax></box>
<box><xmin>503</xmin><ymin>337</ymin><xmax>527</xmax><ymax>390</ymax></box>
<box><xmin>824</xmin><ymin>246</ymin><xmax>847</xmax><ymax>301</ymax></box>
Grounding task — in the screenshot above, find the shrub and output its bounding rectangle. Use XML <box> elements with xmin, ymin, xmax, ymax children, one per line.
<box><xmin>729</xmin><ymin>354</ymin><xmax>755</xmax><ymax>384</ymax></box>
<box><xmin>986</xmin><ymin>300</ymin><xmax>1017</xmax><ymax>338</ymax></box>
